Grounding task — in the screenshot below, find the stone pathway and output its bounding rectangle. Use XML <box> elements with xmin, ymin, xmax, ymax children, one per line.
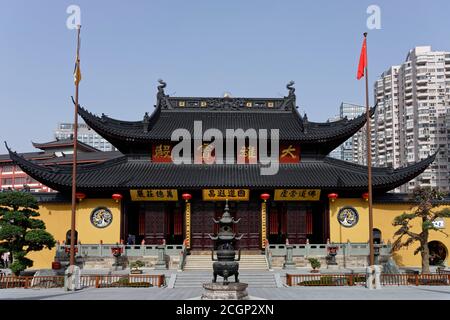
<box><xmin>0</xmin><ymin>285</ymin><xmax>449</xmax><ymax>300</ymax></box>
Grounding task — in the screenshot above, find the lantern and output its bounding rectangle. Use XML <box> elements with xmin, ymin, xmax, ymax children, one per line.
<box><xmin>75</xmin><ymin>192</ymin><xmax>86</xmax><ymax>201</ymax></box>
<box><xmin>328</xmin><ymin>193</ymin><xmax>338</xmax><ymax>202</ymax></box>
<box><xmin>182</xmin><ymin>193</ymin><xmax>192</xmax><ymax>202</ymax></box>
<box><xmin>112</xmin><ymin>193</ymin><xmax>123</xmax><ymax>202</ymax></box>
<box><xmin>260</xmin><ymin>193</ymin><xmax>270</xmax><ymax>202</ymax></box>
<box><xmin>362</xmin><ymin>192</ymin><xmax>369</xmax><ymax>202</ymax></box>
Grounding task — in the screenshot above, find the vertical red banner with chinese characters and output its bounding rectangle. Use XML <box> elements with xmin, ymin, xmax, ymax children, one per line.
<box><xmin>279</xmin><ymin>143</ymin><xmax>300</xmax><ymax>163</ymax></box>
<box><xmin>152</xmin><ymin>143</ymin><xmax>173</xmax><ymax>163</ymax></box>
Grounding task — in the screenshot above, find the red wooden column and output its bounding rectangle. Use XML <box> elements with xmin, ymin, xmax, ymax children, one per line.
<box><xmin>182</xmin><ymin>193</ymin><xmax>192</xmax><ymax>249</ymax></box>
<box><xmin>260</xmin><ymin>193</ymin><xmax>270</xmax><ymax>249</ymax></box>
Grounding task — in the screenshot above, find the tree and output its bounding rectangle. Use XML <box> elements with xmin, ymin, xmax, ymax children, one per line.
<box><xmin>0</xmin><ymin>191</ymin><xmax>55</xmax><ymax>275</ymax></box>
<box><xmin>392</xmin><ymin>187</ymin><xmax>450</xmax><ymax>273</ymax></box>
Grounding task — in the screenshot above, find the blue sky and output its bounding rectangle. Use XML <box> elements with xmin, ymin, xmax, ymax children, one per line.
<box><xmin>1</xmin><ymin>0</ymin><xmax>449</xmax><ymax>153</ymax></box>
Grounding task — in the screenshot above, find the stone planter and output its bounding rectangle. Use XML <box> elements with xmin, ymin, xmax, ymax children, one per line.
<box><xmin>130</xmin><ymin>269</ymin><xmax>143</xmax><ymax>274</ymax></box>
<box><xmin>310</xmin><ymin>269</ymin><xmax>320</xmax><ymax>273</ymax></box>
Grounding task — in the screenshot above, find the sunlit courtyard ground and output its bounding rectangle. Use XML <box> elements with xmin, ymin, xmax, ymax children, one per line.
<box><xmin>0</xmin><ymin>285</ymin><xmax>449</xmax><ymax>300</ymax></box>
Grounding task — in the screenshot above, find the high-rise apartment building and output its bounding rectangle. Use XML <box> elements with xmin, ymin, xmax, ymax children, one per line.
<box><xmin>328</xmin><ymin>103</ymin><xmax>366</xmax><ymax>163</ymax></box>
<box><xmin>55</xmin><ymin>123</ymin><xmax>116</xmax><ymax>152</ymax></box>
<box><xmin>373</xmin><ymin>46</ymin><xmax>450</xmax><ymax>192</ymax></box>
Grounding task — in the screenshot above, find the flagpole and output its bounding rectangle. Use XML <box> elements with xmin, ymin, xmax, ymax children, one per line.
<box><xmin>363</xmin><ymin>32</ymin><xmax>375</xmax><ymax>266</ymax></box>
<box><xmin>69</xmin><ymin>25</ymin><xmax>81</xmax><ymax>266</ymax></box>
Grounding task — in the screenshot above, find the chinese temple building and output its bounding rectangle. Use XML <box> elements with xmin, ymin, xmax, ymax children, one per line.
<box><xmin>6</xmin><ymin>81</ymin><xmax>449</xmax><ymax>269</ymax></box>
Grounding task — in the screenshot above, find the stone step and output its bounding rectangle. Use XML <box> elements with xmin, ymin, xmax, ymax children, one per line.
<box><xmin>183</xmin><ymin>255</ymin><xmax>268</xmax><ymax>271</ymax></box>
<box><xmin>187</xmin><ymin>258</ymin><xmax>267</xmax><ymax>261</ymax></box>
<box><xmin>174</xmin><ymin>273</ymin><xmax>277</xmax><ymax>288</ymax></box>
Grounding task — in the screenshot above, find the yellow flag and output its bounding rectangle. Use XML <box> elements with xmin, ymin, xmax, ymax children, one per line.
<box><xmin>74</xmin><ymin>58</ymin><xmax>82</xmax><ymax>85</ymax></box>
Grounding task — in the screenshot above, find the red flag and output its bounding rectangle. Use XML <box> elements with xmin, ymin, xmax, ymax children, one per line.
<box><xmin>357</xmin><ymin>37</ymin><xmax>367</xmax><ymax>80</ymax></box>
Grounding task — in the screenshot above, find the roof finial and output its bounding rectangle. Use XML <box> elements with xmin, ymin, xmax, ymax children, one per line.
<box><xmin>143</xmin><ymin>112</ymin><xmax>150</xmax><ymax>132</ymax></box>
<box><xmin>303</xmin><ymin>113</ymin><xmax>308</xmax><ymax>133</ymax></box>
<box><xmin>157</xmin><ymin>79</ymin><xmax>166</xmax><ymax>95</ymax></box>
<box><xmin>287</xmin><ymin>80</ymin><xmax>295</xmax><ymax>96</ymax></box>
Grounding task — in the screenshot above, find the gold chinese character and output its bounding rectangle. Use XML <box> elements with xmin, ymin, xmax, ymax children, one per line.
<box><xmin>248</xmin><ymin>146</ymin><xmax>257</xmax><ymax>159</ymax></box>
<box><xmin>281</xmin><ymin>145</ymin><xmax>296</xmax><ymax>158</ymax></box>
<box><xmin>154</xmin><ymin>144</ymin><xmax>171</xmax><ymax>158</ymax></box>
<box><xmin>228</xmin><ymin>189</ymin><xmax>236</xmax><ymax>198</ymax></box>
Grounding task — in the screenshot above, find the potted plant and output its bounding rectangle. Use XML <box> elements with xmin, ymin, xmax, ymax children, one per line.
<box><xmin>308</xmin><ymin>257</ymin><xmax>321</xmax><ymax>273</ymax></box>
<box><xmin>130</xmin><ymin>260</ymin><xmax>145</xmax><ymax>274</ymax></box>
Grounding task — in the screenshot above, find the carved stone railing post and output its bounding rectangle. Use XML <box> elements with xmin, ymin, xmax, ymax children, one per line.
<box><xmin>283</xmin><ymin>244</ymin><xmax>296</xmax><ymax>269</ymax></box>
<box><xmin>155</xmin><ymin>245</ymin><xmax>167</xmax><ymax>270</ymax></box>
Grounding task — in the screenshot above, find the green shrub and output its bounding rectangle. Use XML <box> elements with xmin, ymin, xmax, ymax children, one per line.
<box><xmin>104</xmin><ymin>277</ymin><xmax>153</xmax><ymax>288</ymax></box>
<box><xmin>308</xmin><ymin>258</ymin><xmax>321</xmax><ymax>270</ymax></box>
<box><xmin>130</xmin><ymin>260</ymin><xmax>145</xmax><ymax>270</ymax></box>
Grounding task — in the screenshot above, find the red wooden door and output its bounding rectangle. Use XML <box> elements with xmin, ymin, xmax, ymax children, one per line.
<box><xmin>286</xmin><ymin>203</ymin><xmax>308</xmax><ymax>244</ymax></box>
<box><xmin>236</xmin><ymin>202</ymin><xmax>260</xmax><ymax>250</ymax></box>
<box><xmin>191</xmin><ymin>202</ymin><xmax>215</xmax><ymax>250</ymax></box>
<box><xmin>140</xmin><ymin>203</ymin><xmax>166</xmax><ymax>244</ymax></box>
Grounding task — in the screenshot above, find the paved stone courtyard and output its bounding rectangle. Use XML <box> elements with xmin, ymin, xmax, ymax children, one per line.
<box><xmin>0</xmin><ymin>285</ymin><xmax>449</xmax><ymax>300</ymax></box>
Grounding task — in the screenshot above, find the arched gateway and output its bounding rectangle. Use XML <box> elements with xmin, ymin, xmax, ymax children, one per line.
<box><xmin>6</xmin><ymin>81</ymin><xmax>435</xmax><ymax>252</ymax></box>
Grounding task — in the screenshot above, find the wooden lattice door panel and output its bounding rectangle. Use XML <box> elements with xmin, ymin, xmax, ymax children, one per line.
<box><xmin>236</xmin><ymin>202</ymin><xmax>260</xmax><ymax>250</ymax></box>
<box><xmin>173</xmin><ymin>208</ymin><xmax>183</xmax><ymax>236</ymax></box>
<box><xmin>286</xmin><ymin>203</ymin><xmax>307</xmax><ymax>244</ymax></box>
<box><xmin>191</xmin><ymin>202</ymin><xmax>215</xmax><ymax>250</ymax></box>
<box><xmin>142</xmin><ymin>203</ymin><xmax>166</xmax><ymax>244</ymax></box>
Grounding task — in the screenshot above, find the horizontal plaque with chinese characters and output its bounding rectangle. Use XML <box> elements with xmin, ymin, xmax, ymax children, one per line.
<box><xmin>130</xmin><ymin>189</ymin><xmax>178</xmax><ymax>201</ymax></box>
<box><xmin>274</xmin><ymin>189</ymin><xmax>321</xmax><ymax>201</ymax></box>
<box><xmin>202</xmin><ymin>189</ymin><xmax>250</xmax><ymax>201</ymax></box>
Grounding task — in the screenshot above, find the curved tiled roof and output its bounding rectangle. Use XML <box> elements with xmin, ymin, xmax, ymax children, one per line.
<box><xmin>77</xmin><ymin>99</ymin><xmax>375</xmax><ymax>154</ymax></box>
<box><xmin>7</xmin><ymin>145</ymin><xmax>436</xmax><ymax>194</ymax></box>
<box><xmin>32</xmin><ymin>138</ymin><xmax>99</xmax><ymax>152</ymax></box>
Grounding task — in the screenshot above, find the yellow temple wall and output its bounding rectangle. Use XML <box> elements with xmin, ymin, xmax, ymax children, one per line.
<box><xmin>26</xmin><ymin>197</ymin><xmax>450</xmax><ymax>269</ymax></box>
<box><xmin>329</xmin><ymin>198</ymin><xmax>450</xmax><ymax>267</ymax></box>
<box><xmin>29</xmin><ymin>199</ymin><xmax>121</xmax><ymax>269</ymax></box>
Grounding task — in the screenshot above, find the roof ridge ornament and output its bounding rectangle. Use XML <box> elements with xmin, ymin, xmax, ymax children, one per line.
<box><xmin>281</xmin><ymin>81</ymin><xmax>296</xmax><ymax>111</ymax></box>
<box><xmin>157</xmin><ymin>79</ymin><xmax>166</xmax><ymax>93</ymax></box>
<box><xmin>143</xmin><ymin>112</ymin><xmax>150</xmax><ymax>132</ymax></box>
<box><xmin>157</xmin><ymin>79</ymin><xmax>172</xmax><ymax>109</ymax></box>
<box><xmin>303</xmin><ymin>113</ymin><xmax>308</xmax><ymax>133</ymax></box>
<box><xmin>287</xmin><ymin>80</ymin><xmax>295</xmax><ymax>96</ymax></box>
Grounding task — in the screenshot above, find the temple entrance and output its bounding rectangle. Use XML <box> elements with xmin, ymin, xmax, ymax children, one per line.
<box><xmin>190</xmin><ymin>201</ymin><xmax>261</xmax><ymax>250</ymax></box>
<box><xmin>235</xmin><ymin>202</ymin><xmax>260</xmax><ymax>250</ymax></box>
<box><xmin>268</xmin><ymin>202</ymin><xmax>327</xmax><ymax>244</ymax></box>
<box><xmin>191</xmin><ymin>202</ymin><xmax>217</xmax><ymax>250</ymax></box>
<box><xmin>125</xmin><ymin>202</ymin><xmax>183</xmax><ymax>245</ymax></box>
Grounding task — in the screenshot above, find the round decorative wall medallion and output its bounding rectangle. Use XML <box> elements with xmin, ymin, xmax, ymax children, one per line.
<box><xmin>90</xmin><ymin>207</ymin><xmax>113</xmax><ymax>228</ymax></box>
<box><xmin>337</xmin><ymin>207</ymin><xmax>359</xmax><ymax>228</ymax></box>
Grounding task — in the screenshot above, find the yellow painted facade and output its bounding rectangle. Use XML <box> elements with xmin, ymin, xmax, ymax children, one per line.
<box><xmin>330</xmin><ymin>198</ymin><xmax>450</xmax><ymax>267</ymax></box>
<box><xmin>27</xmin><ymin>197</ymin><xmax>449</xmax><ymax>269</ymax></box>
<box><xmin>29</xmin><ymin>199</ymin><xmax>121</xmax><ymax>269</ymax></box>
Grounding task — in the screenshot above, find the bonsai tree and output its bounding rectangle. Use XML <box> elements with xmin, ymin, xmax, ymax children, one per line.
<box><xmin>308</xmin><ymin>257</ymin><xmax>321</xmax><ymax>272</ymax></box>
<box><xmin>0</xmin><ymin>191</ymin><xmax>56</xmax><ymax>275</ymax></box>
<box><xmin>130</xmin><ymin>260</ymin><xmax>145</xmax><ymax>272</ymax></box>
<box><xmin>392</xmin><ymin>187</ymin><xmax>450</xmax><ymax>274</ymax></box>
